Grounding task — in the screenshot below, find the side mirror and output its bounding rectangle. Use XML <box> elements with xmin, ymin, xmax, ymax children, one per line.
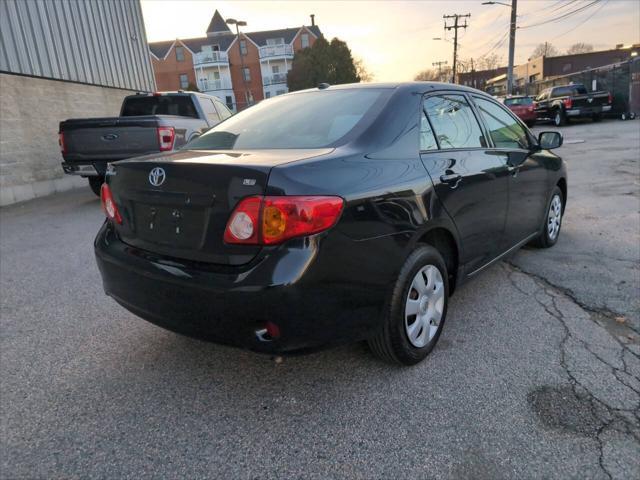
<box><xmin>538</xmin><ymin>131</ymin><xmax>563</xmax><ymax>150</ymax></box>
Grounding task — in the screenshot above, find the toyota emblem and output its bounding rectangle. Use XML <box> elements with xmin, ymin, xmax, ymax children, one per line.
<box><xmin>149</xmin><ymin>167</ymin><xmax>166</xmax><ymax>187</ymax></box>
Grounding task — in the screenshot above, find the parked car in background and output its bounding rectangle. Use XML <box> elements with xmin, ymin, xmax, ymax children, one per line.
<box><xmin>503</xmin><ymin>95</ymin><xmax>537</xmax><ymax>127</ymax></box>
<box><xmin>95</xmin><ymin>83</ymin><xmax>566</xmax><ymax>366</ymax></box>
<box><xmin>59</xmin><ymin>92</ymin><xmax>232</xmax><ymax>195</ymax></box>
<box><xmin>534</xmin><ymin>84</ymin><xmax>612</xmax><ymax>127</ymax></box>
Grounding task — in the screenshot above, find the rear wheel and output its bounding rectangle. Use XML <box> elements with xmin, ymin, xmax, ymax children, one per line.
<box><xmin>531</xmin><ymin>186</ymin><xmax>563</xmax><ymax>248</ymax></box>
<box><xmin>553</xmin><ymin>109</ymin><xmax>566</xmax><ymax>127</ymax></box>
<box><xmin>368</xmin><ymin>245</ymin><xmax>449</xmax><ymax>365</ymax></box>
<box><xmin>88</xmin><ymin>176</ymin><xmax>104</xmax><ymax>197</ymax></box>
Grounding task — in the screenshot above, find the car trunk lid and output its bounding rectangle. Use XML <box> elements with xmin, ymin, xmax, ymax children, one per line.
<box><xmin>107</xmin><ymin>148</ymin><xmax>332</xmax><ymax>265</ymax></box>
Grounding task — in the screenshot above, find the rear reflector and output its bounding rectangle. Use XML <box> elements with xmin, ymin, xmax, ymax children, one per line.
<box><xmin>608</xmin><ymin>93</ymin><xmax>613</xmax><ymax>104</ymax></box>
<box><xmin>157</xmin><ymin>126</ymin><xmax>175</xmax><ymax>151</ymax></box>
<box><xmin>224</xmin><ymin>195</ymin><xmax>344</xmax><ymax>245</ymax></box>
<box><xmin>562</xmin><ymin>97</ymin><xmax>573</xmax><ymax>109</ymax></box>
<box><xmin>100</xmin><ymin>183</ymin><xmax>122</xmax><ymax>224</ymax></box>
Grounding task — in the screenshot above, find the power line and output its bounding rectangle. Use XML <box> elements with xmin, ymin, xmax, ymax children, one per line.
<box><xmin>550</xmin><ymin>0</ymin><xmax>610</xmax><ymax>40</ymax></box>
<box><xmin>519</xmin><ymin>0</ymin><xmax>602</xmax><ymax>29</ymax></box>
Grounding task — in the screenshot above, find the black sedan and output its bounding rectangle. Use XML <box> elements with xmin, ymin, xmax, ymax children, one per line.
<box><xmin>95</xmin><ymin>82</ymin><xmax>566</xmax><ymax>365</ymax></box>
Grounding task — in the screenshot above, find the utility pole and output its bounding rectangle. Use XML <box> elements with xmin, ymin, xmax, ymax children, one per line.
<box><xmin>507</xmin><ymin>0</ymin><xmax>518</xmax><ymax>95</ymax></box>
<box><xmin>443</xmin><ymin>13</ymin><xmax>470</xmax><ymax>84</ymax></box>
<box><xmin>432</xmin><ymin>60</ymin><xmax>448</xmax><ymax>82</ymax></box>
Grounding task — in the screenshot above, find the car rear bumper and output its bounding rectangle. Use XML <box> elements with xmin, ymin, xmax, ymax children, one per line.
<box><xmin>566</xmin><ymin>105</ymin><xmax>611</xmax><ymax>116</ymax></box>
<box><xmin>94</xmin><ymin>222</ymin><xmax>390</xmax><ymax>353</ymax></box>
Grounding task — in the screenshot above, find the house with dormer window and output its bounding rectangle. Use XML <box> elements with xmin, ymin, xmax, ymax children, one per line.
<box><xmin>149</xmin><ymin>10</ymin><xmax>322</xmax><ymax>111</ymax></box>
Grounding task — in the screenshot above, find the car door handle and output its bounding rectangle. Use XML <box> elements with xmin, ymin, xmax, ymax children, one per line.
<box><xmin>440</xmin><ymin>173</ymin><xmax>462</xmax><ymax>185</ymax></box>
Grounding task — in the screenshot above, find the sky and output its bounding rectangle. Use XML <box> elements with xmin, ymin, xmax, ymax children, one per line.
<box><xmin>141</xmin><ymin>0</ymin><xmax>640</xmax><ymax>81</ymax></box>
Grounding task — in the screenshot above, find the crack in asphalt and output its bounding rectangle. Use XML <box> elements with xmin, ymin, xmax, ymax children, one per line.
<box><xmin>503</xmin><ymin>262</ymin><xmax>640</xmax><ymax>480</ymax></box>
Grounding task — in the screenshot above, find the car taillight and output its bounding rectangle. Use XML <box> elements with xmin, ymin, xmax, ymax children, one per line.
<box><xmin>157</xmin><ymin>126</ymin><xmax>175</xmax><ymax>151</ymax></box>
<box><xmin>608</xmin><ymin>93</ymin><xmax>613</xmax><ymax>104</ymax></box>
<box><xmin>224</xmin><ymin>195</ymin><xmax>344</xmax><ymax>245</ymax></box>
<box><xmin>58</xmin><ymin>132</ymin><xmax>66</xmax><ymax>154</ymax></box>
<box><xmin>528</xmin><ymin>106</ymin><xmax>534</xmax><ymax>112</ymax></box>
<box><xmin>563</xmin><ymin>97</ymin><xmax>573</xmax><ymax>109</ymax></box>
<box><xmin>100</xmin><ymin>183</ymin><xmax>122</xmax><ymax>224</ymax></box>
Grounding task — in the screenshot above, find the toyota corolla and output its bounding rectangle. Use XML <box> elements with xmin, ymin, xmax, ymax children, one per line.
<box><xmin>95</xmin><ymin>83</ymin><xmax>566</xmax><ymax>365</ymax></box>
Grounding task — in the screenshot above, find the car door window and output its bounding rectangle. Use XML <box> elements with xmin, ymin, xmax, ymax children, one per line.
<box><xmin>201</xmin><ymin>98</ymin><xmax>220</xmax><ymax>124</ymax></box>
<box><xmin>420</xmin><ymin>108</ymin><xmax>438</xmax><ymax>151</ymax></box>
<box><xmin>473</xmin><ymin>96</ymin><xmax>530</xmax><ymax>150</ymax></box>
<box><xmin>214</xmin><ymin>100</ymin><xmax>232</xmax><ymax>120</ymax></box>
<box><xmin>423</xmin><ymin>95</ymin><xmax>486</xmax><ymax>149</ymax></box>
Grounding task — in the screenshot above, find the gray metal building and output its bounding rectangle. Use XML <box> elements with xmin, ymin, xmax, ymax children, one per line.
<box><xmin>0</xmin><ymin>0</ymin><xmax>156</xmax><ymax>206</ymax></box>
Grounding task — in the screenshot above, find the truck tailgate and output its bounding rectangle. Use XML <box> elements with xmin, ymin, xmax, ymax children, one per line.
<box><xmin>61</xmin><ymin>116</ymin><xmax>165</xmax><ymax>162</ymax></box>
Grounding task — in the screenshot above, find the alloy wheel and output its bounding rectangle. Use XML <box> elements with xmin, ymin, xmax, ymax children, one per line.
<box><xmin>404</xmin><ymin>265</ymin><xmax>445</xmax><ymax>348</ymax></box>
<box><xmin>548</xmin><ymin>194</ymin><xmax>562</xmax><ymax>240</ymax></box>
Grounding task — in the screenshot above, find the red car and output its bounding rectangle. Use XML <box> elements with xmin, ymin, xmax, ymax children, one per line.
<box><xmin>503</xmin><ymin>96</ymin><xmax>537</xmax><ymax>127</ymax></box>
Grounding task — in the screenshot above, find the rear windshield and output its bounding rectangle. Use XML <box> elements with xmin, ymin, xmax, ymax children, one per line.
<box><xmin>121</xmin><ymin>95</ymin><xmax>198</xmax><ymax>118</ymax></box>
<box><xmin>552</xmin><ymin>85</ymin><xmax>587</xmax><ymax>97</ymax></box>
<box><xmin>504</xmin><ymin>97</ymin><xmax>533</xmax><ymax>106</ymax></box>
<box><xmin>186</xmin><ymin>89</ymin><xmax>389</xmax><ymax>150</ymax></box>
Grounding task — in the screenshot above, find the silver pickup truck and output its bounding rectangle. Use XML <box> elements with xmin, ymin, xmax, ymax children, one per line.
<box><xmin>59</xmin><ymin>92</ymin><xmax>232</xmax><ymax>195</ymax></box>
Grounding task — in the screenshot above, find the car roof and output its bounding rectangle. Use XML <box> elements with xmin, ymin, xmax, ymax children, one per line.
<box><xmin>290</xmin><ymin>81</ymin><xmax>495</xmax><ymax>98</ymax></box>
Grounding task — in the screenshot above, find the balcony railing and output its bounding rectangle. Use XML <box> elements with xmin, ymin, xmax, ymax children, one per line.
<box><xmin>193</xmin><ymin>50</ymin><xmax>229</xmax><ymax>66</ymax></box>
<box><xmin>258</xmin><ymin>44</ymin><xmax>294</xmax><ymax>59</ymax></box>
<box><xmin>198</xmin><ymin>78</ymin><xmax>232</xmax><ymax>91</ymax></box>
<box><xmin>263</xmin><ymin>73</ymin><xmax>287</xmax><ymax>86</ymax></box>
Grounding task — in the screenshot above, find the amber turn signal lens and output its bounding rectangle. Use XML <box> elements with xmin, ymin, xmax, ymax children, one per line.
<box><xmin>263</xmin><ymin>205</ymin><xmax>287</xmax><ymax>240</ymax></box>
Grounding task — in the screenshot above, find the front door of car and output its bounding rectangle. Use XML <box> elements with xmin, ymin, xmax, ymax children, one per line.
<box><xmin>419</xmin><ymin>93</ymin><xmax>510</xmax><ymax>274</ymax></box>
<box><xmin>472</xmin><ymin>95</ymin><xmax>549</xmax><ymax>249</ymax></box>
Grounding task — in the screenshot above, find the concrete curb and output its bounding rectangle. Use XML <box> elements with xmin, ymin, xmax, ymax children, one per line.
<box><xmin>0</xmin><ymin>176</ymin><xmax>88</xmax><ymax>206</ymax></box>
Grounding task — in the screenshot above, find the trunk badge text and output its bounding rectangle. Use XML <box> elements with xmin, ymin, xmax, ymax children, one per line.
<box><xmin>149</xmin><ymin>167</ymin><xmax>166</xmax><ymax>187</ymax></box>
<box><xmin>102</xmin><ymin>133</ymin><xmax>119</xmax><ymax>141</ymax></box>
<box><xmin>243</xmin><ymin>178</ymin><xmax>256</xmax><ymax>186</ymax></box>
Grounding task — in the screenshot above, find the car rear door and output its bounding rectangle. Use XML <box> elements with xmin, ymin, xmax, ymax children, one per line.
<box><xmin>471</xmin><ymin>95</ymin><xmax>549</xmax><ymax>249</ymax></box>
<box><xmin>419</xmin><ymin>92</ymin><xmax>509</xmax><ymax>274</ymax></box>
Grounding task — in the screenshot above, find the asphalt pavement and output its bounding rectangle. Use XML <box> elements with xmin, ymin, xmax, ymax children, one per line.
<box><xmin>1</xmin><ymin>119</ymin><xmax>639</xmax><ymax>479</ymax></box>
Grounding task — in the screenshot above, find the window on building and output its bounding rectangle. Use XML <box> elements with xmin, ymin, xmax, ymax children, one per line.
<box><xmin>562</xmin><ymin>62</ymin><xmax>572</xmax><ymax>73</ymax></box>
<box><xmin>225</xmin><ymin>96</ymin><xmax>234</xmax><ymax>110</ymax></box>
<box><xmin>242</xmin><ymin>67</ymin><xmax>251</xmax><ymax>82</ymax></box>
<box><xmin>265</xmin><ymin>91</ymin><xmax>271</xmax><ymax>99</ymax></box>
<box><xmin>212</xmin><ymin>44</ymin><xmax>220</xmax><ymax>51</ymax></box>
<box><xmin>301</xmin><ymin>33</ymin><xmax>310</xmax><ymax>49</ymax></box>
<box><xmin>272</xmin><ymin>65</ymin><xmax>280</xmax><ymax>74</ymax></box>
<box><xmin>179</xmin><ymin>74</ymin><xmax>189</xmax><ymax>89</ymax></box>
<box><xmin>240</xmin><ymin>40</ymin><xmax>248</xmax><ymax>56</ymax></box>
<box><xmin>423</xmin><ymin>95</ymin><xmax>485</xmax><ymax>149</ymax></box>
<box><xmin>276</xmin><ymin>90</ymin><xmax>286</xmax><ymax>96</ymax></box>
<box><xmin>175</xmin><ymin>46</ymin><xmax>185</xmax><ymax>62</ymax></box>
<box><xmin>266</xmin><ymin>38</ymin><xmax>285</xmax><ymax>45</ymax></box>
<box><xmin>201</xmin><ymin>98</ymin><xmax>221</xmax><ymax>124</ymax></box>
<box><xmin>473</xmin><ymin>96</ymin><xmax>529</xmax><ymax>150</ymax></box>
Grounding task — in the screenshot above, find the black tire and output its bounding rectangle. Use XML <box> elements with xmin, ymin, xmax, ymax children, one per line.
<box><xmin>531</xmin><ymin>186</ymin><xmax>563</xmax><ymax>249</ymax></box>
<box><xmin>368</xmin><ymin>245</ymin><xmax>449</xmax><ymax>366</ymax></box>
<box><xmin>553</xmin><ymin>108</ymin><xmax>566</xmax><ymax>127</ymax></box>
<box><xmin>592</xmin><ymin>113</ymin><xmax>602</xmax><ymax>122</ymax></box>
<box><xmin>88</xmin><ymin>176</ymin><xmax>104</xmax><ymax>197</ymax></box>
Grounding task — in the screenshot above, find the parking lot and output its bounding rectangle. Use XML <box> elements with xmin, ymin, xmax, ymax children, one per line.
<box><xmin>1</xmin><ymin>119</ymin><xmax>639</xmax><ymax>478</ymax></box>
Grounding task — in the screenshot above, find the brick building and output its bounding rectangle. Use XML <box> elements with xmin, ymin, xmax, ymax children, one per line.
<box><xmin>149</xmin><ymin>10</ymin><xmax>322</xmax><ymax>111</ymax></box>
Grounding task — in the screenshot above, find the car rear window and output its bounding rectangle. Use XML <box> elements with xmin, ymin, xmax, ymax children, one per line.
<box><xmin>121</xmin><ymin>95</ymin><xmax>199</xmax><ymax>118</ymax></box>
<box><xmin>504</xmin><ymin>97</ymin><xmax>533</xmax><ymax>106</ymax></box>
<box><xmin>186</xmin><ymin>89</ymin><xmax>390</xmax><ymax>150</ymax></box>
<box><xmin>552</xmin><ymin>85</ymin><xmax>587</xmax><ymax>97</ymax></box>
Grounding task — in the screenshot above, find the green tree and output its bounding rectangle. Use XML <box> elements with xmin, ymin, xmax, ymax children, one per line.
<box><xmin>287</xmin><ymin>37</ymin><xmax>360</xmax><ymax>91</ymax></box>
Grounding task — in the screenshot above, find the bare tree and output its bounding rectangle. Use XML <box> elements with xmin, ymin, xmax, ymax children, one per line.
<box><xmin>414</xmin><ymin>69</ymin><xmax>440</xmax><ymax>81</ymax></box>
<box><xmin>476</xmin><ymin>53</ymin><xmax>503</xmax><ymax>71</ymax></box>
<box><xmin>531</xmin><ymin>42</ymin><xmax>559</xmax><ymax>58</ymax></box>
<box><xmin>566</xmin><ymin>42</ymin><xmax>594</xmax><ymax>55</ymax></box>
<box><xmin>354</xmin><ymin>57</ymin><xmax>374</xmax><ymax>83</ymax></box>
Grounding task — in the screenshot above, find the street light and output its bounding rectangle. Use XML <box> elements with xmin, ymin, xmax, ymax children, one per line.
<box><xmin>483</xmin><ymin>0</ymin><xmax>517</xmax><ymax>96</ymax></box>
<box><xmin>226</xmin><ymin>18</ymin><xmax>249</xmax><ymax>109</ymax></box>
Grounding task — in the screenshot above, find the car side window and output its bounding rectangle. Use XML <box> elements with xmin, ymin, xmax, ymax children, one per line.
<box><xmin>201</xmin><ymin>98</ymin><xmax>221</xmax><ymax>124</ymax></box>
<box><xmin>213</xmin><ymin>100</ymin><xmax>232</xmax><ymax>120</ymax></box>
<box><xmin>423</xmin><ymin>94</ymin><xmax>486</xmax><ymax>149</ymax></box>
<box><xmin>420</xmin><ymin>108</ymin><xmax>438</xmax><ymax>151</ymax></box>
<box><xmin>473</xmin><ymin>96</ymin><xmax>530</xmax><ymax>150</ymax></box>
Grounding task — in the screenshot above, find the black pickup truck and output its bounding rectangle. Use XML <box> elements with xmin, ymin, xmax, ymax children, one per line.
<box><xmin>59</xmin><ymin>92</ymin><xmax>232</xmax><ymax>195</ymax></box>
<box><xmin>534</xmin><ymin>84</ymin><xmax>612</xmax><ymax>127</ymax></box>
